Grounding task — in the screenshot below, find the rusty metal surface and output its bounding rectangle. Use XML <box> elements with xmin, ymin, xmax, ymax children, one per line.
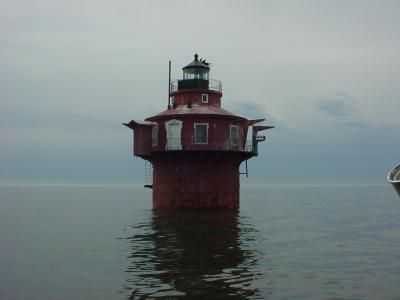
<box><xmin>146</xmin><ymin>105</ymin><xmax>246</xmax><ymax>121</ymax></box>
<box><xmin>150</xmin><ymin>152</ymin><xmax>243</xmax><ymax>209</ymax></box>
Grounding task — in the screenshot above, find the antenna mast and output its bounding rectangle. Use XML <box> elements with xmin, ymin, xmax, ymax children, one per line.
<box><xmin>168</xmin><ymin>60</ymin><xmax>171</xmax><ymax>109</ymax></box>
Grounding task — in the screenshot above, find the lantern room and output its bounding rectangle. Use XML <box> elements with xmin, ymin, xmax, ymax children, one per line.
<box><xmin>178</xmin><ymin>54</ymin><xmax>210</xmax><ymax>90</ymax></box>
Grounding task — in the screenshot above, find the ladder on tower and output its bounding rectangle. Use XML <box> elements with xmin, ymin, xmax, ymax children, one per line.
<box><xmin>144</xmin><ymin>161</ymin><xmax>153</xmax><ymax>189</ymax></box>
<box><xmin>240</xmin><ymin>160</ymin><xmax>249</xmax><ymax>177</ymax></box>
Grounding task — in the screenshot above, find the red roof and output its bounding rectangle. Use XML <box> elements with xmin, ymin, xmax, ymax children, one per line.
<box><xmin>146</xmin><ymin>105</ymin><xmax>246</xmax><ymax>121</ymax></box>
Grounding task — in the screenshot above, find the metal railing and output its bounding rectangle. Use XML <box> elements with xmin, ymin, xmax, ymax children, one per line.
<box><xmin>153</xmin><ymin>138</ymin><xmax>257</xmax><ymax>153</ymax></box>
<box><xmin>144</xmin><ymin>160</ymin><xmax>153</xmax><ymax>188</ymax></box>
<box><xmin>170</xmin><ymin>79</ymin><xmax>222</xmax><ymax>93</ymax></box>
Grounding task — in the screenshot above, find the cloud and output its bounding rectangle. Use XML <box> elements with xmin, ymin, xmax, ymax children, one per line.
<box><xmin>0</xmin><ymin>108</ymin><xmax>117</xmax><ymax>131</ymax></box>
<box><xmin>226</xmin><ymin>101</ymin><xmax>298</xmax><ymax>133</ymax></box>
<box><xmin>226</xmin><ymin>101</ymin><xmax>268</xmax><ymax>119</ymax></box>
<box><xmin>316</xmin><ymin>92</ymin><xmax>357</xmax><ymax>117</ymax></box>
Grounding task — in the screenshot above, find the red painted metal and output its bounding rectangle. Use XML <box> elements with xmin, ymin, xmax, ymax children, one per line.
<box><xmin>124</xmin><ymin>55</ymin><xmax>273</xmax><ymax>209</ymax></box>
<box><xmin>170</xmin><ymin>90</ymin><xmax>222</xmax><ymax>107</ymax></box>
<box><xmin>150</xmin><ymin>152</ymin><xmax>249</xmax><ymax>209</ymax></box>
<box><xmin>147</xmin><ymin>105</ymin><xmax>244</xmax><ymax>120</ymax></box>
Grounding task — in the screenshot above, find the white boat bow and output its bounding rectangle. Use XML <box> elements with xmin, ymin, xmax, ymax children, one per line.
<box><xmin>388</xmin><ymin>163</ymin><xmax>400</xmax><ymax>196</ymax></box>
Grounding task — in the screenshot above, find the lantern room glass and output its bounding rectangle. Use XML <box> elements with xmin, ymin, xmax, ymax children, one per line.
<box><xmin>183</xmin><ymin>68</ymin><xmax>209</xmax><ymax>80</ymax></box>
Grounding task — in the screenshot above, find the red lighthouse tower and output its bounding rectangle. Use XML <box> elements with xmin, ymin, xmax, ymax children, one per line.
<box><xmin>124</xmin><ymin>54</ymin><xmax>273</xmax><ymax>209</ymax></box>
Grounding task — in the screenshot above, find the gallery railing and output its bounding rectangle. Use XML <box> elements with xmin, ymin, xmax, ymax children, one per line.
<box><xmin>153</xmin><ymin>138</ymin><xmax>257</xmax><ymax>153</ymax></box>
<box><xmin>170</xmin><ymin>79</ymin><xmax>222</xmax><ymax>93</ymax></box>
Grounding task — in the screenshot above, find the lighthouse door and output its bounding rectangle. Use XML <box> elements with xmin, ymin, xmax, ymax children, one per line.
<box><xmin>166</xmin><ymin>119</ymin><xmax>182</xmax><ymax>150</ymax></box>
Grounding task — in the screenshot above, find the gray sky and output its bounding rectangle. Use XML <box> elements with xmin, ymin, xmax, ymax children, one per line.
<box><xmin>1</xmin><ymin>0</ymin><xmax>399</xmax><ymax>184</ymax></box>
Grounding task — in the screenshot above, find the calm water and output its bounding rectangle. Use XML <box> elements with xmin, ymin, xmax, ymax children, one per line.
<box><xmin>1</xmin><ymin>184</ymin><xmax>400</xmax><ymax>300</ymax></box>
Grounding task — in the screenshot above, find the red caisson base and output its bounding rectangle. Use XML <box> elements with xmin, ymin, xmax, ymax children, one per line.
<box><xmin>150</xmin><ymin>152</ymin><xmax>250</xmax><ymax>209</ymax></box>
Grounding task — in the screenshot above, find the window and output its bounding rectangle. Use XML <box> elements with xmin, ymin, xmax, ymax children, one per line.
<box><xmin>183</xmin><ymin>69</ymin><xmax>209</xmax><ymax>80</ymax></box>
<box><xmin>195</xmin><ymin>123</ymin><xmax>208</xmax><ymax>144</ymax></box>
<box><xmin>230</xmin><ymin>125</ymin><xmax>239</xmax><ymax>145</ymax></box>
<box><xmin>152</xmin><ymin>124</ymin><xmax>158</xmax><ymax>146</ymax></box>
<box><xmin>202</xmin><ymin>94</ymin><xmax>209</xmax><ymax>103</ymax></box>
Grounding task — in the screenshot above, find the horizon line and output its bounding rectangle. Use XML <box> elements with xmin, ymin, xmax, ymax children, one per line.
<box><xmin>0</xmin><ymin>181</ymin><xmax>388</xmax><ymax>188</ymax></box>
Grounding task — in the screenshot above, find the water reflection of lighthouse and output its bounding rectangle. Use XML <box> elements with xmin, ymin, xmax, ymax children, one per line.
<box><xmin>123</xmin><ymin>211</ymin><xmax>262</xmax><ymax>299</ymax></box>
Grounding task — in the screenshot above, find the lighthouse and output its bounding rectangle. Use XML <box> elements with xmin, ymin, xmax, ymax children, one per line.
<box><xmin>124</xmin><ymin>54</ymin><xmax>273</xmax><ymax>209</ymax></box>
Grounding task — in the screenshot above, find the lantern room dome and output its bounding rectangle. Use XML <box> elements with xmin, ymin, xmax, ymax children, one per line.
<box><xmin>182</xmin><ymin>53</ymin><xmax>210</xmax><ymax>71</ymax></box>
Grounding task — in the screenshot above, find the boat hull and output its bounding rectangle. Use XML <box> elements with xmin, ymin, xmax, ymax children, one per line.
<box><xmin>388</xmin><ymin>163</ymin><xmax>400</xmax><ymax>197</ymax></box>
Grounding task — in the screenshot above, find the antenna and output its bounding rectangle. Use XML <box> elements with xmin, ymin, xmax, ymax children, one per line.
<box><xmin>168</xmin><ymin>60</ymin><xmax>171</xmax><ymax>109</ymax></box>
